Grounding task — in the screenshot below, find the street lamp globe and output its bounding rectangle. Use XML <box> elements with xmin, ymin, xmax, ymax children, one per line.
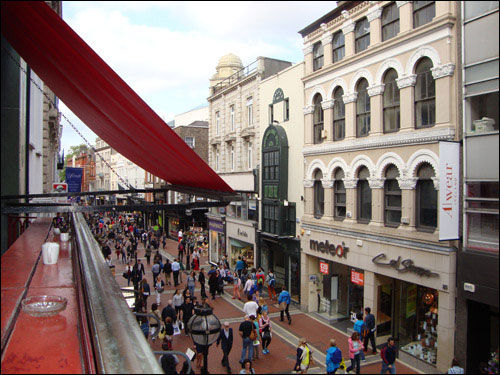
<box><xmin>187</xmin><ymin>305</ymin><xmax>221</xmax><ymax>346</ymax></box>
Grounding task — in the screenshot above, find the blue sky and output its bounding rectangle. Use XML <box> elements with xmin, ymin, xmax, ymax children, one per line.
<box><xmin>59</xmin><ymin>1</ymin><xmax>337</xmax><ymax>152</ymax></box>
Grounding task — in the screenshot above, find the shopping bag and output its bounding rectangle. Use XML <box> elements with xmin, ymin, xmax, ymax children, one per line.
<box><xmin>173</xmin><ymin>323</ymin><xmax>181</xmax><ymax>336</ymax></box>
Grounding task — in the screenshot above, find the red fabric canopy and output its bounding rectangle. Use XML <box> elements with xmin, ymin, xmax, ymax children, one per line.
<box><xmin>1</xmin><ymin>1</ymin><xmax>233</xmax><ymax>193</ymax></box>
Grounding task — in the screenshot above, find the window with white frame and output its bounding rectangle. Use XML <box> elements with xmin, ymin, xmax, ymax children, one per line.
<box><xmin>230</xmin><ymin>105</ymin><xmax>235</xmax><ymax>131</ymax></box>
<box><xmin>185</xmin><ymin>137</ymin><xmax>195</xmax><ymax>148</ymax></box>
<box><xmin>332</xmin><ymin>30</ymin><xmax>345</xmax><ymax>63</ymax></box>
<box><xmin>383</xmin><ymin>69</ymin><xmax>401</xmax><ymax>132</ymax></box>
<box><xmin>413</xmin><ymin>1</ymin><xmax>435</xmax><ymax>28</ymax></box>
<box><xmin>247</xmin><ymin>97</ymin><xmax>253</xmax><ymax>126</ymax></box>
<box><xmin>230</xmin><ymin>145</ymin><xmax>234</xmax><ymax>171</ymax></box>
<box><xmin>382</xmin><ymin>2</ymin><xmax>400</xmax><ymax>42</ymax></box>
<box><xmin>357</xmin><ymin>167</ymin><xmax>372</xmax><ymax>222</ymax></box>
<box><xmin>313</xmin><ymin>41</ymin><xmax>324</xmax><ymax>71</ymax></box>
<box><xmin>216</xmin><ymin>111</ymin><xmax>220</xmax><ymax>135</ymax></box>
<box><xmin>248</xmin><ymin>141</ymin><xmax>253</xmax><ymax>169</ymax></box>
<box><xmin>355</xmin><ymin>17</ymin><xmax>370</xmax><ymax>53</ymax></box>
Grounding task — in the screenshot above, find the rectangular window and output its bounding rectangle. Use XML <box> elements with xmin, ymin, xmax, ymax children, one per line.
<box><xmin>248</xmin><ymin>142</ymin><xmax>252</xmax><ymax>170</ymax></box>
<box><xmin>313</xmin><ymin>42</ymin><xmax>324</xmax><ymax>71</ymax></box>
<box><xmin>269</xmin><ymin>104</ymin><xmax>274</xmax><ymax>124</ymax></box>
<box><xmin>230</xmin><ymin>146</ymin><xmax>234</xmax><ymax>171</ymax></box>
<box><xmin>185</xmin><ymin>137</ymin><xmax>195</xmax><ymax>148</ymax></box>
<box><xmin>415</xmin><ymin>70</ymin><xmax>436</xmax><ymax>128</ymax></box>
<box><xmin>284</xmin><ymin>98</ymin><xmax>289</xmax><ymax>121</ymax></box>
<box><xmin>413</xmin><ymin>1</ymin><xmax>435</xmax><ymax>28</ymax></box>
<box><xmin>355</xmin><ymin>18</ymin><xmax>370</xmax><ymax>53</ymax></box>
<box><xmin>466</xmin><ymin>182</ymin><xmax>499</xmax><ymax>252</ymax></box>
<box><xmin>247</xmin><ymin>97</ymin><xmax>253</xmax><ymax>126</ymax></box>
<box><xmin>382</xmin><ymin>2</ymin><xmax>400</xmax><ymax>42</ymax></box>
<box><xmin>216</xmin><ymin>111</ymin><xmax>220</xmax><ymax>135</ymax></box>
<box><xmin>465</xmin><ymin>91</ymin><xmax>499</xmax><ymax>133</ymax></box>
<box><xmin>332</xmin><ymin>31</ymin><xmax>345</xmax><ymax>63</ymax></box>
<box><xmin>230</xmin><ymin>105</ymin><xmax>235</xmax><ymax>131</ymax></box>
<box><xmin>215</xmin><ymin>151</ymin><xmax>220</xmax><ymax>172</ymax></box>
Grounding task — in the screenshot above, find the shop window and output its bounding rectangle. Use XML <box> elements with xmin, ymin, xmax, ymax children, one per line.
<box><xmin>382</xmin><ymin>2</ymin><xmax>400</xmax><ymax>42</ymax></box>
<box><xmin>356</xmin><ymin>78</ymin><xmax>371</xmax><ymax>137</ymax></box>
<box><xmin>383</xmin><ymin>69</ymin><xmax>401</xmax><ymax>132</ymax></box>
<box><xmin>384</xmin><ymin>165</ymin><xmax>402</xmax><ymax>226</ymax></box>
<box><xmin>466</xmin><ymin>91</ymin><xmax>499</xmax><ymax>133</ymax></box>
<box><xmin>415</xmin><ymin>58</ymin><xmax>435</xmax><ymax>128</ymax></box>
<box><xmin>332</xmin><ymin>30</ymin><xmax>345</xmax><ymax>63</ymax></box>
<box><xmin>466</xmin><ymin>181</ymin><xmax>499</xmax><ymax>252</ymax></box>
<box><xmin>416</xmin><ymin>163</ymin><xmax>437</xmax><ymax>229</ymax></box>
<box><xmin>357</xmin><ymin>167</ymin><xmax>372</xmax><ymax>222</ymax></box>
<box><xmin>314</xmin><ymin>169</ymin><xmax>324</xmax><ymax>219</ymax></box>
<box><xmin>355</xmin><ymin>17</ymin><xmax>370</xmax><ymax>53</ymax></box>
<box><xmin>333</xmin><ymin>87</ymin><xmax>345</xmax><ymax>140</ymax></box>
<box><xmin>313</xmin><ymin>41</ymin><xmax>324</xmax><ymax>71</ymax></box>
<box><xmin>413</xmin><ymin>1</ymin><xmax>435</xmax><ymax>28</ymax></box>
<box><xmin>313</xmin><ymin>94</ymin><xmax>324</xmax><ymax>144</ymax></box>
<box><xmin>334</xmin><ymin>168</ymin><xmax>346</xmax><ymax>219</ymax></box>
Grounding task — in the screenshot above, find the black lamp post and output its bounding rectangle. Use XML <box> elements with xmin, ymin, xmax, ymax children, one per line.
<box><xmin>187</xmin><ymin>304</ymin><xmax>221</xmax><ymax>374</ymax></box>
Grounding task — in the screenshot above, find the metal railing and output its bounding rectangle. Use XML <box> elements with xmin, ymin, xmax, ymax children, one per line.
<box><xmin>212</xmin><ymin>59</ymin><xmax>258</xmax><ymax>94</ymax></box>
<box><xmin>72</xmin><ymin>212</ymin><xmax>163</xmax><ymax>373</ymax></box>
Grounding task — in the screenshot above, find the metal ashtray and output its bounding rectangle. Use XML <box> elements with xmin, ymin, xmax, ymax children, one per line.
<box><xmin>21</xmin><ymin>295</ymin><xmax>67</xmax><ymax>317</ymax></box>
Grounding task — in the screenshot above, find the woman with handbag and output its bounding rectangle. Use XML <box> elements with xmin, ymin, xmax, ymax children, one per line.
<box><xmin>259</xmin><ymin>311</ymin><xmax>272</xmax><ymax>354</ymax></box>
<box><xmin>250</xmin><ymin>315</ymin><xmax>260</xmax><ymax>360</ymax></box>
<box><xmin>295</xmin><ymin>338</ymin><xmax>313</xmax><ymax>374</ymax></box>
<box><xmin>278</xmin><ymin>287</ymin><xmax>292</xmax><ymax>325</ymax></box>
<box><xmin>154</xmin><ymin>275</ymin><xmax>165</xmax><ymax>306</ymax></box>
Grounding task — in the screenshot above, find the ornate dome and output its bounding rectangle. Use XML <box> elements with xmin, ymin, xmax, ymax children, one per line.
<box><xmin>218</xmin><ymin>53</ymin><xmax>243</xmax><ymax>69</ymax></box>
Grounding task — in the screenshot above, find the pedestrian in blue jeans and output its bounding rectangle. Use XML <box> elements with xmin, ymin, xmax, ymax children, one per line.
<box><xmin>239</xmin><ymin>316</ymin><xmax>254</xmax><ymax>363</ymax></box>
<box><xmin>380</xmin><ymin>337</ymin><xmax>397</xmax><ymax>374</ymax></box>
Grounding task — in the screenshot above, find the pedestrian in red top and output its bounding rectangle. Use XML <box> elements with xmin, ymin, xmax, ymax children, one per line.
<box><xmin>346</xmin><ymin>331</ymin><xmax>363</xmax><ymax>374</ymax></box>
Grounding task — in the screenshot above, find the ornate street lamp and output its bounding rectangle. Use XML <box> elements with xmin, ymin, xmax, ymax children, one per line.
<box><xmin>187</xmin><ymin>304</ymin><xmax>221</xmax><ymax>374</ymax></box>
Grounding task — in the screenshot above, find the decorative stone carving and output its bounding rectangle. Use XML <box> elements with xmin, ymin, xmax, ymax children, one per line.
<box><xmin>343</xmin><ymin>178</ymin><xmax>359</xmax><ymax>189</ymax></box>
<box><xmin>396</xmin><ymin>1</ymin><xmax>412</xmax><ymax>7</ymax></box>
<box><xmin>431</xmin><ymin>177</ymin><xmax>440</xmax><ymax>191</ymax></box>
<box><xmin>368</xmin><ymin>177</ymin><xmax>385</xmax><ymax>189</ymax></box>
<box><xmin>396</xmin><ymin>74</ymin><xmax>417</xmax><ymax>89</ymax></box>
<box><xmin>303</xmin><ymin>45</ymin><xmax>314</xmax><ymax>55</ymax></box>
<box><xmin>342</xmin><ymin>19</ymin><xmax>355</xmax><ymax>35</ymax></box>
<box><xmin>303</xmin><ymin>179</ymin><xmax>314</xmax><ymax>188</ymax></box>
<box><xmin>321</xmin><ymin>99</ymin><xmax>335</xmax><ymax>110</ymax></box>
<box><xmin>303</xmin><ymin>105</ymin><xmax>315</xmax><ymax>115</ymax></box>
<box><xmin>367</xmin><ymin>84</ymin><xmax>385</xmax><ymax>97</ymax></box>
<box><xmin>321</xmin><ymin>179</ymin><xmax>334</xmax><ymax>188</ymax></box>
<box><xmin>341</xmin><ymin>10</ymin><xmax>350</xmax><ymax>20</ymax></box>
<box><xmin>342</xmin><ymin>92</ymin><xmax>358</xmax><ymax>104</ymax></box>
<box><xmin>431</xmin><ymin>63</ymin><xmax>456</xmax><ymax>79</ymax></box>
<box><xmin>397</xmin><ymin>177</ymin><xmax>418</xmax><ymax>190</ymax></box>
<box><xmin>367</xmin><ymin>6</ymin><xmax>382</xmax><ymax>22</ymax></box>
<box><xmin>322</xmin><ymin>34</ymin><xmax>333</xmax><ymax>46</ymax></box>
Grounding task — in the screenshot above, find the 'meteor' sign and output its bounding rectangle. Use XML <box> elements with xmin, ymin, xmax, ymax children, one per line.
<box><xmin>310</xmin><ymin>240</ymin><xmax>349</xmax><ymax>258</ymax></box>
<box><xmin>372</xmin><ymin>253</ymin><xmax>439</xmax><ymax>277</ymax></box>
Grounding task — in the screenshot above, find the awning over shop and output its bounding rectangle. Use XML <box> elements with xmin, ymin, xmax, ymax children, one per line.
<box><xmin>1</xmin><ymin>1</ymin><xmax>233</xmax><ymax>194</ymax></box>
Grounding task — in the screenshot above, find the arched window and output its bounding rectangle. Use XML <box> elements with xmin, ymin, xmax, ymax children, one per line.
<box><xmin>415</xmin><ymin>57</ymin><xmax>435</xmax><ymax>128</ymax></box>
<box><xmin>332</xmin><ymin>31</ymin><xmax>345</xmax><ymax>63</ymax></box>
<box><xmin>334</xmin><ymin>168</ymin><xmax>346</xmax><ymax>219</ymax></box>
<box><xmin>313</xmin><ymin>94</ymin><xmax>324</xmax><ymax>144</ymax></box>
<box><xmin>384</xmin><ymin>165</ymin><xmax>401</xmax><ymax>226</ymax></box>
<box><xmin>314</xmin><ymin>169</ymin><xmax>324</xmax><ymax>219</ymax></box>
<box><xmin>416</xmin><ymin>163</ymin><xmax>437</xmax><ymax>229</ymax></box>
<box><xmin>333</xmin><ymin>88</ymin><xmax>345</xmax><ymax>141</ymax></box>
<box><xmin>313</xmin><ymin>41</ymin><xmax>324</xmax><ymax>71</ymax></box>
<box><xmin>413</xmin><ymin>1</ymin><xmax>435</xmax><ymax>28</ymax></box>
<box><xmin>383</xmin><ymin>69</ymin><xmax>400</xmax><ymax>132</ymax></box>
<box><xmin>356</xmin><ymin>78</ymin><xmax>370</xmax><ymax>137</ymax></box>
<box><xmin>355</xmin><ymin>17</ymin><xmax>370</xmax><ymax>53</ymax></box>
<box><xmin>382</xmin><ymin>2</ymin><xmax>400</xmax><ymax>42</ymax></box>
<box><xmin>357</xmin><ymin>167</ymin><xmax>372</xmax><ymax>222</ymax></box>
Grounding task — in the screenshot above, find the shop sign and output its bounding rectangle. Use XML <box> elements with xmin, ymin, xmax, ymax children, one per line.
<box><xmin>372</xmin><ymin>253</ymin><xmax>439</xmax><ymax>277</ymax></box>
<box><xmin>208</xmin><ymin>219</ymin><xmax>224</xmax><ymax>234</ymax></box>
<box><xmin>319</xmin><ymin>261</ymin><xmax>329</xmax><ymax>275</ymax></box>
<box><xmin>351</xmin><ymin>270</ymin><xmax>364</xmax><ymax>286</ymax></box>
<box><xmin>439</xmin><ymin>141</ymin><xmax>460</xmax><ymax>241</ymax></box>
<box><xmin>310</xmin><ymin>240</ymin><xmax>349</xmax><ymax>259</ymax></box>
<box><xmin>237</xmin><ymin>228</ymin><xmax>248</xmax><ymax>238</ymax></box>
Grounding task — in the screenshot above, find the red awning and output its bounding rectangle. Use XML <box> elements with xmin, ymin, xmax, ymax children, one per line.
<box><xmin>1</xmin><ymin>1</ymin><xmax>233</xmax><ymax>194</ymax></box>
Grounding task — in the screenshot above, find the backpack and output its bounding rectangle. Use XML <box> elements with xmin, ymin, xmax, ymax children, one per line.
<box><xmin>332</xmin><ymin>347</ymin><xmax>342</xmax><ymax>364</ymax></box>
<box><xmin>269</xmin><ymin>276</ymin><xmax>276</xmax><ymax>287</ymax></box>
<box><xmin>257</xmin><ymin>274</ymin><xmax>264</xmax><ymax>285</ymax></box>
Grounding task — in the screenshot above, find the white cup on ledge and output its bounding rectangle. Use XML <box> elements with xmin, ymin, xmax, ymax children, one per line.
<box><xmin>42</xmin><ymin>242</ymin><xmax>60</xmax><ymax>265</ymax></box>
<box><xmin>60</xmin><ymin>232</ymin><xmax>69</xmax><ymax>242</ymax></box>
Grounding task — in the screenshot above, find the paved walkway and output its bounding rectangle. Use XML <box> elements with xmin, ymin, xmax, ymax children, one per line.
<box><xmin>108</xmin><ymin>234</ymin><xmax>423</xmax><ymax>374</ymax></box>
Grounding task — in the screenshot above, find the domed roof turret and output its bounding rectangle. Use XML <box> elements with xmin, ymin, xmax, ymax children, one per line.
<box><xmin>218</xmin><ymin>53</ymin><xmax>243</xmax><ymax>69</ymax></box>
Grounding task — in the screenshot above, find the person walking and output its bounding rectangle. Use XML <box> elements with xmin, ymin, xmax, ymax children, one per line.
<box><xmin>162</xmin><ymin>299</ymin><xmax>177</xmax><ymax>325</ymax></box>
<box><xmin>380</xmin><ymin>337</ymin><xmax>397</xmax><ymax>374</ymax></box>
<box><xmin>325</xmin><ymin>339</ymin><xmax>342</xmax><ymax>374</ymax></box>
<box><xmin>259</xmin><ymin>311</ymin><xmax>272</xmax><ymax>354</ymax></box>
<box><xmin>181</xmin><ymin>296</ymin><xmax>194</xmax><ymax>336</ymax></box>
<box><xmin>124</xmin><ymin>262</ymin><xmax>133</xmax><ymax>286</ymax></box>
<box><xmin>187</xmin><ymin>271</ymin><xmax>196</xmax><ymax>298</ymax></box>
<box><xmin>250</xmin><ymin>315</ymin><xmax>260</xmax><ymax>360</ymax></box>
<box><xmin>243</xmin><ymin>294</ymin><xmax>259</xmax><ymax>319</ymax></box>
<box><xmin>243</xmin><ymin>277</ymin><xmax>254</xmax><ymax>297</ymax></box>
<box><xmin>239</xmin><ymin>359</ymin><xmax>255</xmax><ymax>374</ymax></box>
<box><xmin>141</xmin><ymin>279</ymin><xmax>151</xmax><ymax>308</ymax></box>
<box><xmin>255</xmin><ymin>268</ymin><xmax>265</xmax><ymax>294</ymax></box>
<box><xmin>145</xmin><ymin>244</ymin><xmax>152</xmax><ymax>265</ymax></box>
<box><xmin>216</xmin><ymin>321</ymin><xmax>233</xmax><ymax>374</ymax></box>
<box><xmin>151</xmin><ymin>261</ymin><xmax>161</xmax><ymax>286</ymax></box>
<box><xmin>172</xmin><ymin>289</ymin><xmax>184</xmax><ymax>322</ymax></box>
<box><xmin>208</xmin><ymin>269</ymin><xmax>219</xmax><ymax>301</ymax></box>
<box><xmin>163</xmin><ymin>258</ymin><xmax>172</xmax><ymax>286</ymax></box>
<box><xmin>239</xmin><ymin>316</ymin><xmax>254</xmax><ymax>365</ymax></box>
<box><xmin>233</xmin><ymin>275</ymin><xmax>242</xmax><ymax>300</ymax></box>
<box><xmin>266</xmin><ymin>270</ymin><xmax>277</xmax><ymax>300</ymax></box>
<box><xmin>346</xmin><ymin>332</ymin><xmax>363</xmax><ymax>375</ymax></box>
<box><xmin>294</xmin><ymin>338</ymin><xmax>313</xmax><ymax>374</ymax></box>
<box><xmin>198</xmin><ymin>268</ymin><xmax>207</xmax><ymax>299</ymax></box>
<box><xmin>235</xmin><ymin>256</ymin><xmax>245</xmax><ymax>279</ymax></box>
<box><xmin>178</xmin><ymin>240</ymin><xmax>185</xmax><ymax>263</ymax></box>
<box><xmin>172</xmin><ymin>258</ymin><xmax>181</xmax><ymax>287</ymax></box>
<box><xmin>149</xmin><ymin>302</ymin><xmax>161</xmax><ymax>341</ymax></box>
<box><xmin>278</xmin><ymin>287</ymin><xmax>292</xmax><ymax>325</ymax></box>
<box><xmin>353</xmin><ymin>313</ymin><xmax>366</xmax><ymax>362</ymax></box>
<box><xmin>154</xmin><ymin>275</ymin><xmax>165</xmax><ymax>307</ymax></box>
<box><xmin>363</xmin><ymin>307</ymin><xmax>377</xmax><ymax>354</ymax></box>
<box><xmin>137</xmin><ymin>259</ymin><xmax>145</xmax><ymax>278</ymax></box>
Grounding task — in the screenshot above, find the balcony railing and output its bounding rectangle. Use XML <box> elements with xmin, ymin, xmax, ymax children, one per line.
<box><xmin>212</xmin><ymin>59</ymin><xmax>258</xmax><ymax>94</ymax></box>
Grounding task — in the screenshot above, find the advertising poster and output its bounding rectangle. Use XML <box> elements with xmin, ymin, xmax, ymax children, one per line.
<box><xmin>439</xmin><ymin>141</ymin><xmax>460</xmax><ymax>240</ymax></box>
<box><xmin>351</xmin><ymin>270</ymin><xmax>364</xmax><ymax>286</ymax></box>
<box><xmin>65</xmin><ymin>167</ymin><xmax>83</xmax><ymax>203</ymax></box>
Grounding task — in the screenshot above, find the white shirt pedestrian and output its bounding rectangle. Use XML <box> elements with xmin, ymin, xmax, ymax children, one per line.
<box><xmin>244</xmin><ymin>278</ymin><xmax>254</xmax><ymax>294</ymax></box>
<box><xmin>171</xmin><ymin>261</ymin><xmax>180</xmax><ymax>272</ymax></box>
<box><xmin>244</xmin><ymin>300</ymin><xmax>259</xmax><ymax>318</ymax></box>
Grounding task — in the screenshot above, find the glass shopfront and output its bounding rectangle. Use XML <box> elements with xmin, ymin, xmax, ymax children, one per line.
<box><xmin>208</xmin><ymin>218</ymin><xmax>225</xmax><ymax>264</ymax></box>
<box><xmin>168</xmin><ymin>217</ymin><xmax>181</xmax><ymax>239</ymax></box>
<box><xmin>229</xmin><ymin>238</ymin><xmax>254</xmax><ymax>270</ymax></box>
<box><xmin>377</xmin><ymin>279</ymin><xmax>439</xmax><ymax>366</ymax></box>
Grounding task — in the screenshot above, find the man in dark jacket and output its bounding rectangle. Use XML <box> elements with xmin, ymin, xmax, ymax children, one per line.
<box><xmin>363</xmin><ymin>307</ymin><xmax>377</xmax><ymax>354</ymax></box>
<box><xmin>380</xmin><ymin>337</ymin><xmax>397</xmax><ymax>374</ymax></box>
<box><xmin>216</xmin><ymin>322</ymin><xmax>233</xmax><ymax>373</ymax></box>
<box><xmin>161</xmin><ymin>300</ymin><xmax>177</xmax><ymax>324</ymax></box>
<box><xmin>181</xmin><ymin>297</ymin><xmax>195</xmax><ymax>336</ymax></box>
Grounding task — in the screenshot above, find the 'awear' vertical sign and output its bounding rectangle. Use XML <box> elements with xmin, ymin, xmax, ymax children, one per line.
<box><xmin>439</xmin><ymin>141</ymin><xmax>460</xmax><ymax>241</ymax></box>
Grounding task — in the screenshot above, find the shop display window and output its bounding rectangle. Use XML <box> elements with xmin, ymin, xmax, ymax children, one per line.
<box><xmin>229</xmin><ymin>238</ymin><xmax>254</xmax><ymax>270</ymax></box>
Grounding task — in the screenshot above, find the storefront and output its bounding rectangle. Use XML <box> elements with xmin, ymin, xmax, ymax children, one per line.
<box><xmin>167</xmin><ymin>209</ymin><xmax>208</xmax><ymax>240</ymax></box>
<box><xmin>226</xmin><ymin>218</ymin><xmax>256</xmax><ymax>270</ymax></box>
<box><xmin>259</xmin><ymin>236</ymin><xmax>300</xmax><ymax>302</ymax></box>
<box><xmin>208</xmin><ymin>217</ymin><xmax>225</xmax><ymax>264</ymax></box>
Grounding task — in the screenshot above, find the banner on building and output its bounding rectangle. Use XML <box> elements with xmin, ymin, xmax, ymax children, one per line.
<box><xmin>319</xmin><ymin>261</ymin><xmax>329</xmax><ymax>275</ymax></box>
<box><xmin>66</xmin><ymin>167</ymin><xmax>83</xmax><ymax>203</ymax></box>
<box><xmin>351</xmin><ymin>270</ymin><xmax>364</xmax><ymax>286</ymax></box>
<box><xmin>439</xmin><ymin>141</ymin><xmax>460</xmax><ymax>241</ymax></box>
